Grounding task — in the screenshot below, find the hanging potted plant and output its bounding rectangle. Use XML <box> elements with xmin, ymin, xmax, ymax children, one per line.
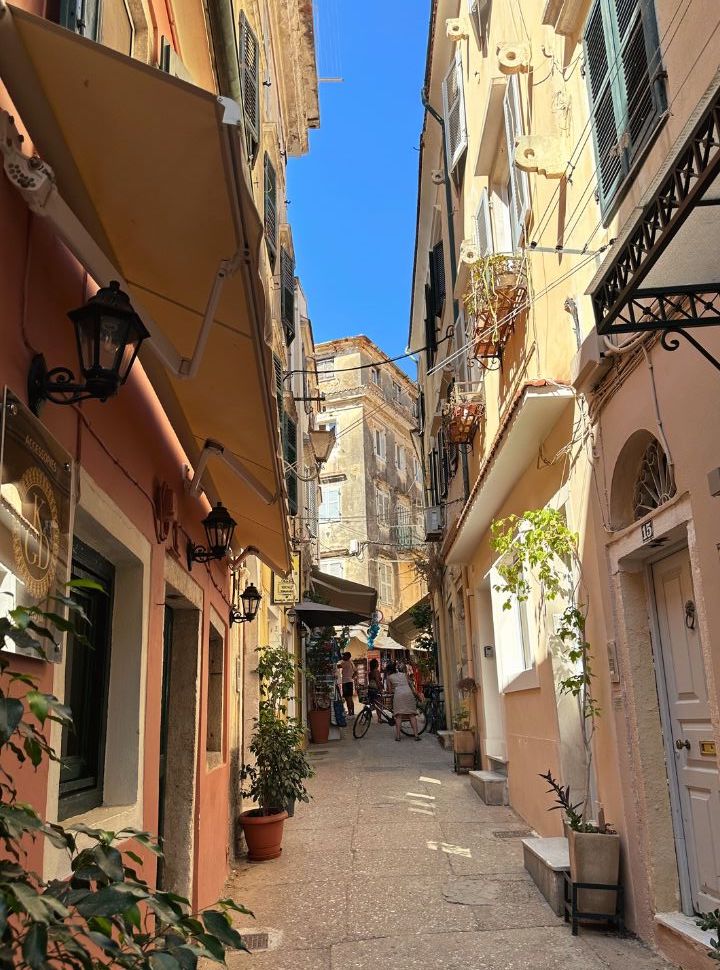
<box><xmin>463</xmin><ymin>254</ymin><xmax>529</xmax><ymax>360</ymax></box>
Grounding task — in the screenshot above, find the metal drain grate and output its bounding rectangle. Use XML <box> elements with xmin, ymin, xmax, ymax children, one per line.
<box><xmin>493</xmin><ymin>829</ymin><xmax>532</xmax><ymax>840</ymax></box>
<box><xmin>241</xmin><ymin>933</ymin><xmax>269</xmax><ymax>952</ymax></box>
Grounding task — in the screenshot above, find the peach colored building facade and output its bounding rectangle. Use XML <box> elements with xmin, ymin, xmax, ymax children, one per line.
<box><xmin>0</xmin><ymin>0</ymin><xmax>319</xmax><ymax>910</ymax></box>
<box><xmin>412</xmin><ymin>0</ymin><xmax>720</xmax><ymax>965</ymax></box>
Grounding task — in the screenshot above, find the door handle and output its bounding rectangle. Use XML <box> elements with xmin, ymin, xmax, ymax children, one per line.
<box><xmin>675</xmin><ymin>738</ymin><xmax>691</xmax><ymax>751</ymax></box>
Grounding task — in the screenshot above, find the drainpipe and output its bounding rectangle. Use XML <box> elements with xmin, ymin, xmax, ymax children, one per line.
<box><xmin>421</xmin><ymin>90</ymin><xmax>470</xmax><ymax>501</ymax></box>
<box><xmin>206</xmin><ymin>0</ymin><xmax>242</xmax><ymax>103</ymax></box>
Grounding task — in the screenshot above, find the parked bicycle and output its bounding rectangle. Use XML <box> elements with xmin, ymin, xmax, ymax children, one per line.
<box><xmin>421</xmin><ymin>684</ymin><xmax>445</xmax><ymax>735</ymax></box>
<box><xmin>353</xmin><ymin>691</ymin><xmax>427</xmax><ymax>739</ymax></box>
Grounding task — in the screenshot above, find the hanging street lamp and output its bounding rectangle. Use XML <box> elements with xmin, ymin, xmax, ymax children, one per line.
<box><xmin>229</xmin><ymin>574</ymin><xmax>262</xmax><ymax>626</ymax></box>
<box><xmin>28</xmin><ymin>281</ymin><xmax>149</xmax><ymax>414</ymax></box>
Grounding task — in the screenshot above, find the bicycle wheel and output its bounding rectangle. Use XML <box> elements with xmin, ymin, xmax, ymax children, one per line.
<box><xmin>353</xmin><ymin>707</ymin><xmax>372</xmax><ymax>739</ymax></box>
<box><xmin>400</xmin><ymin>706</ymin><xmax>428</xmax><ymax>737</ymax></box>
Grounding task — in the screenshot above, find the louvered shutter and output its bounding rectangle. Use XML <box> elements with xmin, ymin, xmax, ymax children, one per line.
<box><xmin>617</xmin><ymin>0</ymin><xmax>664</xmax><ymax>158</ymax></box>
<box><xmin>429</xmin><ymin>242</ymin><xmax>446</xmax><ymax>318</ymax></box>
<box><xmin>424</xmin><ymin>283</ymin><xmax>437</xmax><ymax>367</ymax></box>
<box><xmin>584</xmin><ymin>0</ymin><xmax>623</xmax><ymax>210</ymax></box>
<box><xmin>239</xmin><ymin>12</ymin><xmax>260</xmax><ymax>157</ymax></box>
<box><xmin>438</xmin><ymin>430</ymin><xmax>449</xmax><ymax>499</ymax></box>
<box><xmin>307</xmin><ymin>474</ymin><xmax>318</xmax><ymax>537</ymax></box>
<box><xmin>442</xmin><ymin>50</ymin><xmax>468</xmax><ymax>172</ymax></box>
<box><xmin>264</xmin><ymin>154</ymin><xmax>278</xmax><ymax>264</ymax></box>
<box><xmin>59</xmin><ymin>0</ymin><xmax>99</xmax><ymax>38</ymax></box>
<box><xmin>283</xmin><ymin>415</ymin><xmax>298</xmax><ymax>516</ymax></box>
<box><xmin>475</xmin><ymin>188</ymin><xmax>493</xmax><ymax>256</ymax></box>
<box><xmin>280</xmin><ymin>247</ymin><xmax>295</xmax><ymax>345</ymax></box>
<box><xmin>503</xmin><ymin>76</ymin><xmax>530</xmax><ymax>250</ymax></box>
<box><xmin>272</xmin><ymin>353</ymin><xmax>284</xmax><ymax>426</ymax></box>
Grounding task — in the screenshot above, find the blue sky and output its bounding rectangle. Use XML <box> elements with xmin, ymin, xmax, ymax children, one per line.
<box><xmin>288</xmin><ymin>1</ymin><xmax>429</xmax><ymax>377</ymax></box>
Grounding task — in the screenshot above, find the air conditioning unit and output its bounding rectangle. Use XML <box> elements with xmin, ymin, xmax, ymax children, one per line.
<box><xmin>349</xmin><ymin>539</ymin><xmax>361</xmax><ymax>557</ymax></box>
<box><xmin>424</xmin><ymin>506</ymin><xmax>444</xmax><ymax>541</ymax></box>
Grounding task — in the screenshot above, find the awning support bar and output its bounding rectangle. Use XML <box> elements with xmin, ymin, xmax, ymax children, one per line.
<box><xmin>0</xmin><ymin>109</ymin><xmax>243</xmax><ymax>382</ymax></box>
<box><xmin>660</xmin><ymin>328</ymin><xmax>720</xmax><ymax>373</ymax></box>
<box><xmin>185</xmin><ymin>439</ymin><xmax>277</xmax><ymax>505</ymax></box>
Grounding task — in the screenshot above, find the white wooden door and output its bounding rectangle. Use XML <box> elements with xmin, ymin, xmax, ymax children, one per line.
<box><xmin>653</xmin><ymin>549</ymin><xmax>720</xmax><ymax>912</ymax></box>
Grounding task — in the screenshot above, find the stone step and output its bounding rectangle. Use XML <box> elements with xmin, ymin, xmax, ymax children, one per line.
<box><xmin>522</xmin><ymin>836</ymin><xmax>570</xmax><ymax>916</ymax></box>
<box><xmin>469</xmin><ymin>769</ymin><xmax>508</xmax><ymax>806</ymax></box>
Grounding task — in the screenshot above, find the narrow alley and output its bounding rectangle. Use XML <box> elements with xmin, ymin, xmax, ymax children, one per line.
<box><xmin>225</xmin><ymin>730</ymin><xmax>672</xmax><ymax>970</ymax></box>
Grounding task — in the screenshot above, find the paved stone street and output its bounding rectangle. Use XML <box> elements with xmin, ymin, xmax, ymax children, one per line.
<box><xmin>226</xmin><ymin>726</ymin><xmax>675</xmax><ymax>970</ymax></box>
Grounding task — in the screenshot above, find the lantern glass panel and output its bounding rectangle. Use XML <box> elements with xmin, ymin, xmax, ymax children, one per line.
<box><xmin>203</xmin><ymin>505</ymin><xmax>236</xmax><ymax>557</ymax></box>
<box><xmin>241</xmin><ymin>584</ymin><xmax>261</xmax><ymax>621</ymax></box>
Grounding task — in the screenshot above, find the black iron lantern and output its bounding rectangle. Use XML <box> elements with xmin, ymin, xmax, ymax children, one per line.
<box><xmin>28</xmin><ymin>281</ymin><xmax>149</xmax><ymax>414</ymax></box>
<box><xmin>230</xmin><ymin>575</ymin><xmax>261</xmax><ymax>626</ymax></box>
<box><xmin>187</xmin><ymin>502</ymin><xmax>236</xmax><ymax>570</ymax></box>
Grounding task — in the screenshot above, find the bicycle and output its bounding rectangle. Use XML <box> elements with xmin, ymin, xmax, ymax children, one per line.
<box><xmin>421</xmin><ymin>684</ymin><xmax>446</xmax><ymax>735</ymax></box>
<box><xmin>353</xmin><ymin>691</ymin><xmax>427</xmax><ymax>739</ymax></box>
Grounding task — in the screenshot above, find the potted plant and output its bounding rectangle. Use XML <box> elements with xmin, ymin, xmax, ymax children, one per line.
<box><xmin>240</xmin><ymin>711</ymin><xmax>312</xmax><ymax>859</ymax></box>
<box><xmin>307</xmin><ymin>683</ymin><xmax>332</xmax><ymax>744</ymax></box>
<box><xmin>240</xmin><ymin>645</ymin><xmax>313</xmax><ymax>859</ymax></box>
<box><xmin>540</xmin><ymin>770</ymin><xmax>620</xmax><ymax>916</ymax></box>
<box><xmin>304</xmin><ymin>626</ymin><xmax>337</xmax><ymax>744</ymax></box>
<box><xmin>452</xmin><ymin>704</ymin><xmax>474</xmax><ymax>751</ymax></box>
<box><xmin>463</xmin><ymin>254</ymin><xmax>529</xmax><ymax>359</ymax></box>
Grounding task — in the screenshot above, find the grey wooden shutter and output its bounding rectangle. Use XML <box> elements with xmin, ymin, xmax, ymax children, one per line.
<box><xmin>442</xmin><ymin>50</ymin><xmax>468</xmax><ymax>172</ymax></box>
<box><xmin>264</xmin><ymin>154</ymin><xmax>278</xmax><ymax>264</ymax></box>
<box><xmin>475</xmin><ymin>188</ymin><xmax>493</xmax><ymax>256</ymax></box>
<box><xmin>584</xmin><ymin>0</ymin><xmax>623</xmax><ymax>210</ymax></box>
<box><xmin>239</xmin><ymin>12</ymin><xmax>260</xmax><ymax>157</ymax></box>
<box><xmin>503</xmin><ymin>76</ymin><xmax>530</xmax><ymax>250</ymax></box>
<box><xmin>280</xmin><ymin>247</ymin><xmax>295</xmax><ymax>345</ymax></box>
<box><xmin>429</xmin><ymin>242</ymin><xmax>446</xmax><ymax>318</ymax></box>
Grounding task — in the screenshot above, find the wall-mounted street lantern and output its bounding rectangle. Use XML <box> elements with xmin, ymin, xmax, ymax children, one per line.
<box><xmin>187</xmin><ymin>502</ymin><xmax>236</xmax><ymax>570</ymax></box>
<box><xmin>229</xmin><ymin>574</ymin><xmax>262</xmax><ymax>626</ymax></box>
<box><xmin>28</xmin><ymin>281</ymin><xmax>149</xmax><ymax>414</ymax></box>
<box><xmin>308</xmin><ymin>426</ymin><xmax>336</xmax><ymax>465</ymax></box>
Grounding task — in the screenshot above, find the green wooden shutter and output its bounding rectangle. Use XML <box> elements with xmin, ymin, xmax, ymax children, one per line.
<box><xmin>585</xmin><ymin>0</ymin><xmax>623</xmax><ymax>208</ymax></box>
<box><xmin>283</xmin><ymin>415</ymin><xmax>298</xmax><ymax>516</ymax></box>
<box><xmin>424</xmin><ymin>283</ymin><xmax>437</xmax><ymax>368</ymax></box>
<box><xmin>264</xmin><ymin>154</ymin><xmax>277</xmax><ymax>264</ymax></box>
<box><xmin>59</xmin><ymin>0</ymin><xmax>99</xmax><ymax>38</ymax></box>
<box><xmin>429</xmin><ymin>241</ymin><xmax>446</xmax><ymax>318</ymax></box>
<box><xmin>239</xmin><ymin>12</ymin><xmax>260</xmax><ymax>160</ymax></box>
<box><xmin>280</xmin><ymin>247</ymin><xmax>295</xmax><ymax>345</ymax></box>
<box><xmin>273</xmin><ymin>353</ymin><xmax>284</xmax><ymax>423</ymax></box>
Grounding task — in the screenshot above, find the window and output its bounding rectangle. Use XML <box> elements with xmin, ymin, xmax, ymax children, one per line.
<box><xmin>503</xmin><ymin>75</ymin><xmax>530</xmax><ymax>250</ymax></box>
<box><xmin>370</xmin><ymin>367</ymin><xmax>380</xmax><ymax>385</ymax></box>
<box><xmin>59</xmin><ymin>538</ymin><xmax>114</xmax><ymax>820</ymax></box>
<box><xmin>469</xmin><ymin>0</ymin><xmax>491</xmax><ymax>46</ymax></box>
<box><xmin>322</xmin><ymin>559</ymin><xmax>344</xmax><ymax>578</ymax></box>
<box><xmin>585</xmin><ymin>0</ymin><xmax>665</xmax><ymax>214</ymax></box>
<box><xmin>392</xmin><ymin>381</ymin><xmax>402</xmax><ymax>403</ymax></box>
<box><xmin>280</xmin><ymin>247</ymin><xmax>295</xmax><ymax>345</ymax></box>
<box><xmin>283</xmin><ymin>414</ymin><xmax>298</xmax><ymax>516</ymax></box>
<box><xmin>376</xmin><ymin>488</ymin><xmax>390</xmax><ymax>526</ymax></box>
<box><xmin>396</xmin><ymin>445</ymin><xmax>406</xmax><ymax>473</ymax></box>
<box><xmin>424</xmin><ymin>284</ymin><xmax>437</xmax><ymax>368</ymax></box>
<box><xmin>273</xmin><ymin>353</ymin><xmax>284</xmax><ymax>422</ymax></box>
<box><xmin>206</xmin><ymin>624</ymin><xmax>225</xmax><ymax>763</ymax></box>
<box><xmin>264</xmin><ymin>154</ymin><xmax>277</xmax><ymax>265</ymax></box>
<box><xmin>442</xmin><ymin>49</ymin><xmax>468</xmax><ymax>173</ymax></box>
<box><xmin>320</xmin><ymin>484</ymin><xmax>341</xmax><ymax>522</ymax></box>
<box><xmin>377</xmin><ymin>561</ymin><xmax>394</xmax><ymax>605</ymax></box>
<box><xmin>414</xmin><ymin>457</ymin><xmax>422</xmax><ymax>483</ymax></box>
<box><xmin>374</xmin><ymin>429</ymin><xmax>386</xmax><ymax>460</ymax></box>
<box><xmin>490</xmin><ymin>561</ymin><xmax>535</xmax><ymax>691</ymax></box>
<box><xmin>239</xmin><ymin>12</ymin><xmax>260</xmax><ymax>164</ymax></box>
<box><xmin>429</xmin><ymin>241</ymin><xmax>446</xmax><ymax>319</ymax></box>
<box><xmin>317</xmin><ymin>357</ymin><xmax>334</xmax><ymax>382</ymax></box>
<box><xmin>475</xmin><ymin>188</ymin><xmax>493</xmax><ymax>256</ymax></box>
<box><xmin>395</xmin><ymin>504</ymin><xmax>414</xmax><ymax>550</ymax></box>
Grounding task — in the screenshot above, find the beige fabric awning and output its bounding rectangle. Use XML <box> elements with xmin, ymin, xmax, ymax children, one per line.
<box><xmin>0</xmin><ymin>4</ymin><xmax>291</xmax><ymax>573</ymax></box>
<box><xmin>310</xmin><ymin>567</ymin><xmax>377</xmax><ymax>619</ymax></box>
<box><xmin>388</xmin><ymin>594</ymin><xmax>429</xmax><ymax>648</ymax></box>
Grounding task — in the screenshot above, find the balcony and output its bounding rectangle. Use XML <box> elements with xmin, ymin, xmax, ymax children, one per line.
<box><xmin>442</xmin><ymin>383</ymin><xmax>485</xmax><ymax>446</ymax></box>
<box><xmin>463</xmin><ymin>254</ymin><xmax>529</xmax><ymax>361</ymax></box>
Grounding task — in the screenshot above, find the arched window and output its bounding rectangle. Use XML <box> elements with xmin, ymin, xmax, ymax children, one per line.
<box><xmin>632</xmin><ymin>438</ymin><xmax>676</xmax><ymax>521</ymax></box>
<box><xmin>610</xmin><ymin>430</ymin><xmax>676</xmax><ymax>530</ymax></box>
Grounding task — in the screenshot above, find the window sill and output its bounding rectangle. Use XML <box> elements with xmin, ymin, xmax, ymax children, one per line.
<box><xmin>502</xmin><ymin>666</ymin><xmax>539</xmax><ymax>693</ymax></box>
<box><xmin>206</xmin><ymin>751</ymin><xmax>225</xmax><ymax>773</ymax></box>
<box><xmin>655</xmin><ymin>912</ymin><xmax>715</xmax><ymax>950</ymax></box>
<box><xmin>61</xmin><ymin>802</ymin><xmax>142</xmax><ymax>831</ymax></box>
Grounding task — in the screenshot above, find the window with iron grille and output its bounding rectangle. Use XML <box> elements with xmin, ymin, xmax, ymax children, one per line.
<box><xmin>239</xmin><ymin>12</ymin><xmax>260</xmax><ymax>164</ymax></box>
<box><xmin>584</xmin><ymin>0</ymin><xmax>666</xmax><ymax>215</ymax></box>
<box><xmin>442</xmin><ymin>49</ymin><xmax>468</xmax><ymax>173</ymax></box>
<box><xmin>264</xmin><ymin>154</ymin><xmax>277</xmax><ymax>265</ymax></box>
<box><xmin>280</xmin><ymin>247</ymin><xmax>295</xmax><ymax>345</ymax></box>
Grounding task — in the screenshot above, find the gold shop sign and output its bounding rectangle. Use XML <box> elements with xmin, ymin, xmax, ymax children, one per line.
<box><xmin>700</xmin><ymin>741</ymin><xmax>717</xmax><ymax>757</ymax></box>
<box><xmin>272</xmin><ymin>554</ymin><xmax>300</xmax><ymax>605</ymax></box>
<box><xmin>0</xmin><ymin>389</ymin><xmax>73</xmax><ymax>662</ymax></box>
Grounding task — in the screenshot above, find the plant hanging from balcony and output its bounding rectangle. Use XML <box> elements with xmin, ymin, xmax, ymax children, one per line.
<box><xmin>442</xmin><ymin>384</ymin><xmax>485</xmax><ymax>446</ymax></box>
<box><xmin>490</xmin><ymin>508</ymin><xmax>598</xmax><ymax>823</ymax></box>
<box><xmin>463</xmin><ymin>254</ymin><xmax>529</xmax><ymax>360</ymax></box>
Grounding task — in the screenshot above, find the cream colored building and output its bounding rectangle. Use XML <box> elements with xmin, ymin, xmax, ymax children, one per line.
<box><xmin>412</xmin><ymin>0</ymin><xmax>720</xmax><ymax>965</ymax></box>
<box><xmin>315</xmin><ymin>336</ymin><xmax>425</xmax><ymax>625</ymax></box>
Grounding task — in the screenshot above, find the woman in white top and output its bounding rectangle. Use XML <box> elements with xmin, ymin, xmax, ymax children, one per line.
<box><xmin>385</xmin><ymin>661</ymin><xmax>420</xmax><ymax>741</ymax></box>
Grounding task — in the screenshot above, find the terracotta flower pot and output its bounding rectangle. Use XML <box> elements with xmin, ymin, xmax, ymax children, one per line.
<box><xmin>308</xmin><ymin>708</ymin><xmax>331</xmax><ymax>744</ymax></box>
<box><xmin>240</xmin><ymin>808</ymin><xmax>288</xmax><ymax>861</ymax></box>
<box><xmin>567</xmin><ymin>828</ymin><xmax>620</xmax><ymax>916</ymax></box>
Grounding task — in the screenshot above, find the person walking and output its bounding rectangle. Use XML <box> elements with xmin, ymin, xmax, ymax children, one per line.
<box><xmin>386</xmin><ymin>660</ymin><xmax>420</xmax><ymax>741</ymax></box>
<box><xmin>340</xmin><ymin>652</ymin><xmax>357</xmax><ymax>717</ymax></box>
<box><xmin>367</xmin><ymin>658</ymin><xmax>384</xmax><ymax>724</ymax></box>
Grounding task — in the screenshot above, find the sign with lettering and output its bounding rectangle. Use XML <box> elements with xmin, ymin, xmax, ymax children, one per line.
<box><xmin>641</xmin><ymin>520</ymin><xmax>654</xmax><ymax>543</ymax></box>
<box><xmin>0</xmin><ymin>389</ymin><xmax>73</xmax><ymax>661</ymax></box>
<box><xmin>272</xmin><ymin>554</ymin><xmax>300</xmax><ymax>605</ymax></box>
